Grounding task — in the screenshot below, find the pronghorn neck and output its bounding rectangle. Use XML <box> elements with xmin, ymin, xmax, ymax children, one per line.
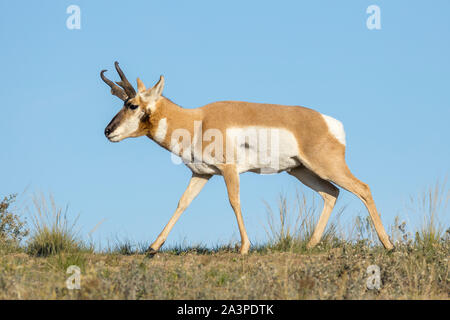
<box><xmin>151</xmin><ymin>96</ymin><xmax>183</xmax><ymax>119</ymax></box>
<box><xmin>147</xmin><ymin>97</ymin><xmax>198</xmax><ymax>150</ymax></box>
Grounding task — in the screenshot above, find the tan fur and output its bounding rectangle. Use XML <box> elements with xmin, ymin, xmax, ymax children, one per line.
<box><xmin>129</xmin><ymin>97</ymin><xmax>338</xmax><ymax>168</ymax></box>
<box><xmin>108</xmin><ymin>78</ymin><xmax>394</xmax><ymax>254</ymax></box>
<box><xmin>136</xmin><ymin>78</ymin><xmax>146</xmax><ymax>92</ymax></box>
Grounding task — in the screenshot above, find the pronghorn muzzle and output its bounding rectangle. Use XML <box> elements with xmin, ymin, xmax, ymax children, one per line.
<box><xmin>104</xmin><ymin>111</ymin><xmax>124</xmax><ymax>140</ymax></box>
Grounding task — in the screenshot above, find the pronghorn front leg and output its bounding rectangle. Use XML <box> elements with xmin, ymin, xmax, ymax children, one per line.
<box><xmin>221</xmin><ymin>165</ymin><xmax>251</xmax><ymax>254</ymax></box>
<box><xmin>146</xmin><ymin>173</ymin><xmax>211</xmax><ymax>257</ymax></box>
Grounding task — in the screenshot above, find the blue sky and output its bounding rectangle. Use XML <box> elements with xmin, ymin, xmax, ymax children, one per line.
<box><xmin>0</xmin><ymin>1</ymin><xmax>449</xmax><ymax>249</ymax></box>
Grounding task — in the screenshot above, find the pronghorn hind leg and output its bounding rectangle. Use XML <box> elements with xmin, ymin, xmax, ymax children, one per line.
<box><xmin>146</xmin><ymin>173</ymin><xmax>211</xmax><ymax>257</ymax></box>
<box><xmin>220</xmin><ymin>164</ymin><xmax>250</xmax><ymax>254</ymax></box>
<box><xmin>324</xmin><ymin>164</ymin><xmax>394</xmax><ymax>250</ymax></box>
<box><xmin>288</xmin><ymin>166</ymin><xmax>339</xmax><ymax>248</ymax></box>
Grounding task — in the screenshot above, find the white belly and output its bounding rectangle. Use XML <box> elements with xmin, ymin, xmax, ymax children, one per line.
<box><xmin>228</xmin><ymin>127</ymin><xmax>300</xmax><ymax>174</ymax></box>
<box><xmin>184</xmin><ymin>126</ymin><xmax>300</xmax><ymax>175</ymax></box>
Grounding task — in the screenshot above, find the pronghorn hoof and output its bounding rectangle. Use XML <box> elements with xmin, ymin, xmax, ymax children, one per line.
<box><xmin>306</xmin><ymin>241</ymin><xmax>318</xmax><ymax>250</ymax></box>
<box><xmin>145</xmin><ymin>248</ymin><xmax>158</xmax><ymax>259</ymax></box>
<box><xmin>386</xmin><ymin>245</ymin><xmax>396</xmax><ymax>252</ymax></box>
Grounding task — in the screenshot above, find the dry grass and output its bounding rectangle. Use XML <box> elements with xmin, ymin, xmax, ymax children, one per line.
<box><xmin>0</xmin><ymin>243</ymin><xmax>448</xmax><ymax>299</ymax></box>
<box><xmin>0</xmin><ymin>181</ymin><xmax>448</xmax><ymax>300</ymax></box>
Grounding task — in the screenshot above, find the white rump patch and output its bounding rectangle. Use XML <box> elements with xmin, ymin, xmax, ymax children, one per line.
<box><xmin>322</xmin><ymin>114</ymin><xmax>346</xmax><ymax>146</ymax></box>
<box><xmin>154</xmin><ymin>118</ymin><xmax>167</xmax><ymax>144</ymax></box>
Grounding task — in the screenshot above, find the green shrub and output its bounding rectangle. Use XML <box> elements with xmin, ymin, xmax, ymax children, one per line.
<box><xmin>0</xmin><ymin>194</ymin><xmax>29</xmax><ymax>252</ymax></box>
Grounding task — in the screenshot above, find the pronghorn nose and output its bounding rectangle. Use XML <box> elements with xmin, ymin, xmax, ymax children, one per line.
<box><xmin>105</xmin><ymin>127</ymin><xmax>112</xmax><ymax>137</ymax></box>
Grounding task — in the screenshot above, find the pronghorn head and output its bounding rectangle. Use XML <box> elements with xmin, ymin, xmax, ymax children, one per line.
<box><xmin>101</xmin><ymin>62</ymin><xmax>165</xmax><ymax>142</ymax></box>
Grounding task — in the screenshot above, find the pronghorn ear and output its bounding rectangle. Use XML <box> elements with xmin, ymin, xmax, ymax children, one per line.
<box><xmin>152</xmin><ymin>75</ymin><xmax>164</xmax><ymax>97</ymax></box>
<box><xmin>136</xmin><ymin>78</ymin><xmax>146</xmax><ymax>92</ymax></box>
<box><xmin>140</xmin><ymin>75</ymin><xmax>165</xmax><ymax>105</ymax></box>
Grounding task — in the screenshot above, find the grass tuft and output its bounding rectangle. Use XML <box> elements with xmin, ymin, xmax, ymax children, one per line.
<box><xmin>410</xmin><ymin>178</ymin><xmax>449</xmax><ymax>250</ymax></box>
<box><xmin>264</xmin><ymin>190</ymin><xmax>342</xmax><ymax>252</ymax></box>
<box><xmin>26</xmin><ymin>193</ymin><xmax>88</xmax><ymax>256</ymax></box>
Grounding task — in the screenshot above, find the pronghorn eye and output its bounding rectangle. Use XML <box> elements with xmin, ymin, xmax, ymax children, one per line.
<box><xmin>129</xmin><ymin>104</ymin><xmax>138</xmax><ymax>110</ymax></box>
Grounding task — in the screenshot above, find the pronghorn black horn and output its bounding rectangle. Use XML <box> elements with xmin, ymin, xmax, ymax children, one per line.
<box><xmin>100</xmin><ymin>69</ymin><xmax>128</xmax><ymax>101</ymax></box>
<box><xmin>114</xmin><ymin>61</ymin><xmax>136</xmax><ymax>98</ymax></box>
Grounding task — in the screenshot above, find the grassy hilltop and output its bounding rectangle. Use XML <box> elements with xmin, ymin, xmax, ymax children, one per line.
<box><xmin>0</xmin><ymin>182</ymin><xmax>448</xmax><ymax>299</ymax></box>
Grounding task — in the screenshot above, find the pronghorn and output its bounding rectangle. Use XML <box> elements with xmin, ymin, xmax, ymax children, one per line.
<box><xmin>101</xmin><ymin>61</ymin><xmax>394</xmax><ymax>256</ymax></box>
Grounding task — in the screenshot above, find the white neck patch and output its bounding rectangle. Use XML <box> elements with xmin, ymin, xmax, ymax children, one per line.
<box><xmin>154</xmin><ymin>118</ymin><xmax>168</xmax><ymax>144</ymax></box>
